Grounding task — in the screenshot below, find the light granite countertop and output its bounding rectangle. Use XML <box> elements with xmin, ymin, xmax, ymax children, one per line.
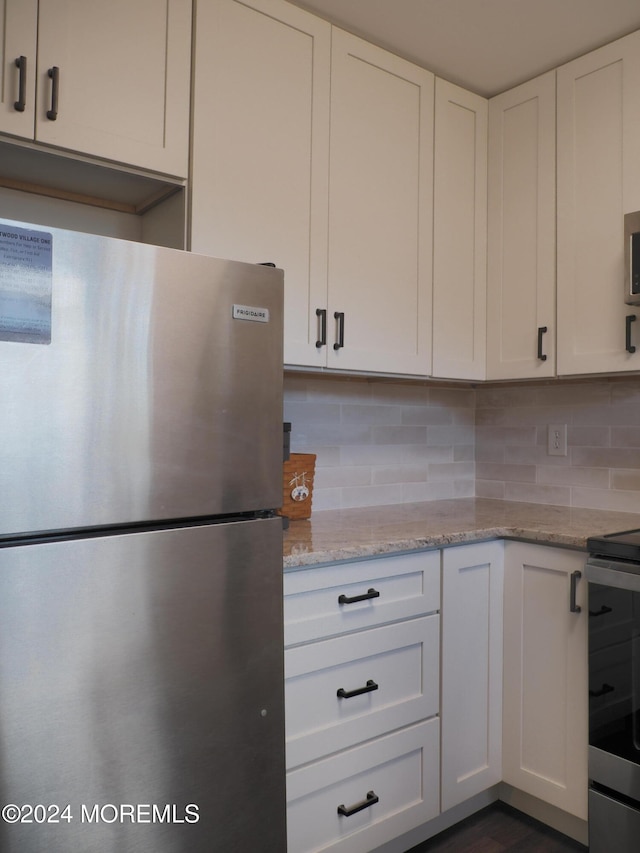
<box><xmin>283</xmin><ymin>498</ymin><xmax>640</xmax><ymax>569</ymax></box>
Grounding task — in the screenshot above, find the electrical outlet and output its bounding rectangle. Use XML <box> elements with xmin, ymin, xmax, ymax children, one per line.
<box><xmin>548</xmin><ymin>424</ymin><xmax>568</xmax><ymax>456</ymax></box>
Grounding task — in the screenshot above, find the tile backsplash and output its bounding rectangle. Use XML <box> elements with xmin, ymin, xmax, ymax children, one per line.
<box><xmin>475</xmin><ymin>379</ymin><xmax>640</xmax><ymax>513</ymax></box>
<box><xmin>284</xmin><ymin>373</ymin><xmax>640</xmax><ymax>514</ymax></box>
<box><xmin>284</xmin><ymin>374</ymin><xmax>475</xmax><ymax>511</ymax></box>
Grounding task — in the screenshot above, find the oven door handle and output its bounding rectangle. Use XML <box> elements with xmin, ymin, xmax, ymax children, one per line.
<box><xmin>585</xmin><ymin>559</ymin><xmax>640</xmax><ymax>593</ymax></box>
<box><xmin>570</xmin><ymin>570</ymin><xmax>582</xmax><ymax>613</ymax></box>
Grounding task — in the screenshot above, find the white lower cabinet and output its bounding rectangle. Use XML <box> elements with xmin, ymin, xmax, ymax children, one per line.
<box><xmin>502</xmin><ymin>541</ymin><xmax>588</xmax><ymax>820</ymax></box>
<box><xmin>284</xmin><ymin>540</ymin><xmax>587</xmax><ymax>852</ymax></box>
<box><xmin>440</xmin><ymin>541</ymin><xmax>504</xmax><ymax>811</ymax></box>
<box><xmin>283</xmin><ymin>551</ymin><xmax>440</xmax><ymax>853</ymax></box>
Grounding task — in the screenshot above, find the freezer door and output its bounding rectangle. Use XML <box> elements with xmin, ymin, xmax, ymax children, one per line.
<box><xmin>0</xmin><ymin>221</ymin><xmax>283</xmax><ymax>536</ymax></box>
<box><xmin>0</xmin><ymin>518</ymin><xmax>286</xmax><ymax>853</ymax></box>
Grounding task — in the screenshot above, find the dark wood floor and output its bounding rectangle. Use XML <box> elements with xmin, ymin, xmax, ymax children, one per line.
<box><xmin>406</xmin><ymin>803</ymin><xmax>587</xmax><ymax>853</ymax></box>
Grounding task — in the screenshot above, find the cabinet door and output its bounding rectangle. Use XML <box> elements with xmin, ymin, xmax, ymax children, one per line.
<box><xmin>502</xmin><ymin>542</ymin><xmax>587</xmax><ymax>820</ymax></box>
<box><xmin>287</xmin><ymin>719</ymin><xmax>439</xmax><ymax>853</ymax></box>
<box><xmin>190</xmin><ymin>0</ymin><xmax>330</xmax><ymax>368</ymax></box>
<box><xmin>432</xmin><ymin>79</ymin><xmax>487</xmax><ymax>380</ymax></box>
<box><xmin>487</xmin><ymin>71</ymin><xmax>556</xmax><ymax>380</ymax></box>
<box><xmin>557</xmin><ymin>30</ymin><xmax>640</xmax><ymax>375</ymax></box>
<box><xmin>0</xmin><ymin>0</ymin><xmax>37</xmax><ymax>138</ymax></box>
<box><xmin>441</xmin><ymin>541</ymin><xmax>503</xmax><ymax>810</ymax></box>
<box><xmin>35</xmin><ymin>0</ymin><xmax>191</xmax><ymax>176</ymax></box>
<box><xmin>327</xmin><ymin>29</ymin><xmax>433</xmax><ymax>375</ymax></box>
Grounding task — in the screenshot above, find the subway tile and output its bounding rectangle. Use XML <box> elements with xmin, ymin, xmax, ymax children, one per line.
<box><xmin>284</xmin><ymin>400</ymin><xmax>341</xmax><ymax>425</ymax></box>
<box><xmin>402</xmin><ymin>480</ymin><xmax>456</xmax><ymax>502</ymax></box>
<box><xmin>401</xmin><ymin>406</ymin><xmax>453</xmax><ymax>425</ymax></box>
<box><xmin>571</xmin><ymin>447</ymin><xmax>640</xmax><ymax>469</ymax></box>
<box><xmin>475</xmin><ymin>425</ymin><xmax>537</xmax><ymax>445</ymax></box>
<box><xmin>475</xmin><ymin>386</ymin><xmax>537</xmax><ymax>408</ymax></box>
<box><xmin>310</xmin><ymin>488</ymin><xmax>343</xmax><ymax>512</ymax></box>
<box><xmin>454</xmin><ymin>444</ymin><xmax>475</xmax><ymax>462</ymax></box>
<box><xmin>371</xmin><ymin>382</ymin><xmax>429</xmax><ymax>406</ymax></box>
<box><xmin>427</xmin><ymin>425</ymin><xmax>474</xmax><ymax>446</ymax></box>
<box><xmin>373</xmin><ymin>424</ymin><xmax>428</xmax><ymax>445</ymax></box>
<box><xmin>373</xmin><ymin>464</ymin><xmax>428</xmax><ymax>485</ymax></box>
<box><xmin>475</xmin><ymin>480</ymin><xmax>505</xmax><ymax>499</ymax></box>
<box><xmin>533</xmin><ymin>383</ymin><xmax>611</xmax><ymax>407</ymax></box>
<box><xmin>568</xmin><ymin>426</ymin><xmax>610</xmax><ymax>447</ymax></box>
<box><xmin>316</xmin><ymin>466</ymin><xmax>372</xmax><ymax>489</ymax></box>
<box><xmin>475</xmin><ymin>462</ymin><xmax>536</xmax><ymax>483</ymax></box>
<box><xmin>341</xmin><ymin>483</ymin><xmax>404</xmax><ymax>508</ymax></box>
<box><xmin>537</xmin><ymin>465</ymin><xmax>609</xmax><ymax>488</ymax></box>
<box><xmin>610</xmin><ymin>469</ymin><xmax>640</xmax><ymax>491</ymax></box>
<box><xmin>341</xmin><ymin>445</ymin><xmax>404</xmax><ymax>466</ymax></box>
<box><xmin>570</xmin><ymin>487</ymin><xmax>640</xmax><ymax>513</ymax></box>
<box><xmin>504</xmin><ymin>482</ymin><xmax>571</xmax><ymax>506</ymax></box>
<box><xmin>401</xmin><ymin>445</ymin><xmax>454</xmax><ymax>463</ymax></box>
<box><xmin>475</xmin><ymin>444</ymin><xmax>505</xmax><ymax>463</ymax></box>
<box><xmin>427</xmin><ymin>461</ymin><xmax>475</xmax><ymax>482</ymax></box>
<box><xmin>342</xmin><ymin>404</ymin><xmax>401</xmax><ymax>425</ymax></box>
<box><xmin>453</xmin><ymin>479</ymin><xmax>475</xmax><ymax>498</ymax></box>
<box><xmin>428</xmin><ymin>388</ymin><xmax>475</xmax><ymax>409</ymax></box>
<box><xmin>611</xmin><ymin>426</ymin><xmax>640</xmax><ymax>448</ymax></box>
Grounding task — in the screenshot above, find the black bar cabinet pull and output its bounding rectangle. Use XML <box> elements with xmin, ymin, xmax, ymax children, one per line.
<box><xmin>337</xmin><ymin>790</ymin><xmax>379</xmax><ymax>818</ymax></box>
<box><xmin>589</xmin><ymin>683</ymin><xmax>614</xmax><ymax>698</ymax></box>
<box><xmin>14</xmin><ymin>56</ymin><xmax>27</xmax><ymax>112</ymax></box>
<box><xmin>537</xmin><ymin>326</ymin><xmax>548</xmax><ymax>361</ymax></box>
<box><xmin>570</xmin><ymin>570</ymin><xmax>581</xmax><ymax>613</ymax></box>
<box><xmin>337</xmin><ymin>679</ymin><xmax>379</xmax><ymax>700</ymax></box>
<box><xmin>338</xmin><ymin>587</ymin><xmax>380</xmax><ymax>605</ymax></box>
<box><xmin>47</xmin><ymin>66</ymin><xmax>59</xmax><ymax>120</ymax></box>
<box><xmin>333</xmin><ymin>311</ymin><xmax>345</xmax><ymax>350</ymax></box>
<box><xmin>626</xmin><ymin>314</ymin><xmax>637</xmax><ymax>354</ymax></box>
<box><xmin>588</xmin><ymin>605</ymin><xmax>613</xmax><ymax>618</ymax></box>
<box><xmin>316</xmin><ymin>308</ymin><xmax>326</xmax><ymax>348</ymax></box>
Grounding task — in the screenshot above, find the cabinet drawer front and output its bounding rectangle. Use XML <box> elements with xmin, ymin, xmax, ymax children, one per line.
<box><xmin>286</xmin><ymin>616</ymin><xmax>439</xmax><ymax>768</ymax></box>
<box><xmin>284</xmin><ymin>552</ymin><xmax>440</xmax><ymax>646</ymax></box>
<box><xmin>286</xmin><ymin>718</ymin><xmax>439</xmax><ymax>853</ymax></box>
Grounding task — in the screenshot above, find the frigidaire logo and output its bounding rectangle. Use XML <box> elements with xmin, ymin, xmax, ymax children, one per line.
<box><xmin>232</xmin><ymin>304</ymin><xmax>269</xmax><ymax>323</ymax></box>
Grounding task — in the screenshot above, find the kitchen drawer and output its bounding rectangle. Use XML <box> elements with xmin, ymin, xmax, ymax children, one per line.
<box><xmin>286</xmin><ymin>718</ymin><xmax>439</xmax><ymax>853</ymax></box>
<box><xmin>284</xmin><ymin>551</ymin><xmax>440</xmax><ymax>646</ymax></box>
<box><xmin>285</xmin><ymin>616</ymin><xmax>439</xmax><ymax>768</ymax></box>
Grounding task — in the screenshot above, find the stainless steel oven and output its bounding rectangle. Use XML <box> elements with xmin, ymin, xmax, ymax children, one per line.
<box><xmin>586</xmin><ymin>530</ymin><xmax>640</xmax><ymax>852</ymax></box>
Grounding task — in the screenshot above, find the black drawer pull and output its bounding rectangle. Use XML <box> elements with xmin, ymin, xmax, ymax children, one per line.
<box><xmin>537</xmin><ymin>326</ymin><xmax>548</xmax><ymax>361</ymax></box>
<box><xmin>338</xmin><ymin>587</ymin><xmax>380</xmax><ymax>605</ymax></box>
<box><xmin>589</xmin><ymin>605</ymin><xmax>613</xmax><ymax>618</ymax></box>
<box><xmin>626</xmin><ymin>314</ymin><xmax>637</xmax><ymax>354</ymax></box>
<box><xmin>14</xmin><ymin>56</ymin><xmax>27</xmax><ymax>112</ymax></box>
<box><xmin>589</xmin><ymin>683</ymin><xmax>614</xmax><ymax>698</ymax></box>
<box><xmin>570</xmin><ymin>570</ymin><xmax>581</xmax><ymax>613</ymax></box>
<box><xmin>337</xmin><ymin>790</ymin><xmax>379</xmax><ymax>817</ymax></box>
<box><xmin>337</xmin><ymin>679</ymin><xmax>378</xmax><ymax>700</ymax></box>
<box><xmin>316</xmin><ymin>308</ymin><xmax>326</xmax><ymax>348</ymax></box>
<box><xmin>333</xmin><ymin>311</ymin><xmax>345</xmax><ymax>350</ymax></box>
<box><xmin>47</xmin><ymin>66</ymin><xmax>59</xmax><ymax>120</ymax></box>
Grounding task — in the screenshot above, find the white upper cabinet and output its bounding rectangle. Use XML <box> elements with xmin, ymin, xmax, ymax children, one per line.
<box><xmin>190</xmin><ymin>0</ymin><xmax>331</xmax><ymax>367</ymax></box>
<box><xmin>0</xmin><ymin>0</ymin><xmax>37</xmax><ymax>139</ymax></box>
<box><xmin>487</xmin><ymin>71</ymin><xmax>556</xmax><ymax>380</ymax></box>
<box><xmin>0</xmin><ymin>0</ymin><xmax>191</xmax><ymax>177</ymax></box>
<box><xmin>326</xmin><ymin>29</ymin><xmax>434</xmax><ymax>375</ymax></box>
<box><xmin>432</xmin><ymin>79</ymin><xmax>487</xmax><ymax>380</ymax></box>
<box><xmin>557</xmin><ymin>30</ymin><xmax>640</xmax><ymax>375</ymax></box>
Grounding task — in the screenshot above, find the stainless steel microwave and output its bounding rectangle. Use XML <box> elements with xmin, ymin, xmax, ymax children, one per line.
<box><xmin>625</xmin><ymin>210</ymin><xmax>640</xmax><ymax>305</ymax></box>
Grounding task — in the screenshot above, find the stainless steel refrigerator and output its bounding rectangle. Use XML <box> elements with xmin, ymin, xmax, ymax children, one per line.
<box><xmin>0</xmin><ymin>219</ymin><xmax>286</xmax><ymax>852</ymax></box>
